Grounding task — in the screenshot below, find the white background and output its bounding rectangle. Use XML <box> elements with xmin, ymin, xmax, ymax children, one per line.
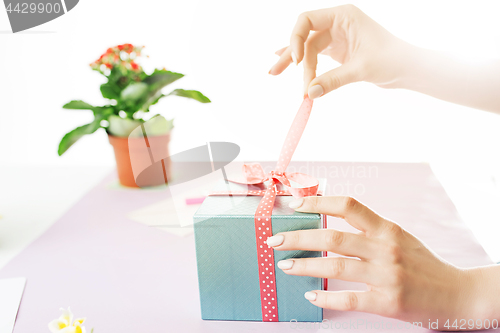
<box><xmin>1</xmin><ymin>1</ymin><xmax>500</xmax><ymax>261</ymax></box>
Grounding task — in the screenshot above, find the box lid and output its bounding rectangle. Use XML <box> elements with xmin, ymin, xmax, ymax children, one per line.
<box><xmin>194</xmin><ymin>178</ymin><xmax>326</xmax><ymax>219</ymax></box>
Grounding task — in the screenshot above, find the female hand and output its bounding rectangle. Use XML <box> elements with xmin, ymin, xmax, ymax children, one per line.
<box><xmin>265</xmin><ymin>196</ymin><xmax>493</xmax><ymax>330</ymax></box>
<box><xmin>269</xmin><ymin>5</ymin><xmax>414</xmax><ymax>98</ymax></box>
<box><xmin>270</xmin><ymin>5</ymin><xmax>500</xmax><ymax>112</ymax></box>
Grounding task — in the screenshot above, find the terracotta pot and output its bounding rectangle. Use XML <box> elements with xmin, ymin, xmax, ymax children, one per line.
<box><xmin>108</xmin><ymin>132</ymin><xmax>172</xmax><ymax>188</ymax></box>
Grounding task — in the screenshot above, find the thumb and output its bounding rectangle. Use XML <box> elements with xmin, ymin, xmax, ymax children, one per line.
<box><xmin>307</xmin><ymin>61</ymin><xmax>361</xmax><ymax>99</ymax></box>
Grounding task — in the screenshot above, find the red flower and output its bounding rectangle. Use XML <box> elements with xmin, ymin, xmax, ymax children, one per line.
<box><xmin>89</xmin><ymin>44</ymin><xmax>146</xmax><ymax>72</ymax></box>
<box><xmin>124</xmin><ymin>44</ymin><xmax>133</xmax><ymax>53</ymax></box>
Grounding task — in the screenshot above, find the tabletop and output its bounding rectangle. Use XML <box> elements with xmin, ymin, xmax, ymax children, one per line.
<box><xmin>0</xmin><ymin>162</ymin><xmax>496</xmax><ymax>332</ymax></box>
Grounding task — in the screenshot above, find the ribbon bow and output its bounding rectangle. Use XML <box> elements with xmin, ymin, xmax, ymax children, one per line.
<box><xmin>236</xmin><ymin>163</ymin><xmax>319</xmax><ymax>198</ymax></box>
<box><xmin>218</xmin><ymin>97</ymin><xmax>319</xmax><ymax>322</ymax></box>
<box><xmin>230</xmin><ymin>97</ymin><xmax>319</xmax><ymax>198</ymax></box>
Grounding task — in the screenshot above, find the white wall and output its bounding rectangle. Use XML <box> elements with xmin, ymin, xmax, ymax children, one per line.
<box><xmin>2</xmin><ymin>0</ymin><xmax>500</xmax><ymax>169</ymax></box>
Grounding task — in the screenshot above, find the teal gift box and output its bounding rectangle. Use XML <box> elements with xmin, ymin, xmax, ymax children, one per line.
<box><xmin>193</xmin><ymin>179</ymin><xmax>327</xmax><ymax>322</ymax></box>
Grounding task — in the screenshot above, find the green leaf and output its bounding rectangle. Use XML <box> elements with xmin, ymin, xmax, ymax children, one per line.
<box><xmin>149</xmin><ymin>93</ymin><xmax>165</xmax><ymax>106</ymax></box>
<box><xmin>63</xmin><ymin>100</ymin><xmax>95</xmax><ymax>110</ymax></box>
<box><xmin>133</xmin><ymin>69</ymin><xmax>183</xmax><ymax>113</ymax></box>
<box><xmin>138</xmin><ymin>91</ymin><xmax>165</xmax><ymax>112</ymax></box>
<box><xmin>107</xmin><ymin>67</ymin><xmax>124</xmax><ymax>82</ymax></box>
<box><xmin>120</xmin><ymin>82</ymin><xmax>149</xmax><ymax>102</ymax></box>
<box><xmin>168</xmin><ymin>89</ymin><xmax>211</xmax><ymax>103</ymax></box>
<box><xmin>58</xmin><ymin>114</ymin><xmax>106</xmax><ymax>156</ymax></box>
<box><xmin>91</xmin><ymin>106</ymin><xmax>116</xmax><ymax>115</ymax></box>
<box><xmin>143</xmin><ymin>69</ymin><xmax>184</xmax><ymax>92</ymax></box>
<box><xmin>100</xmin><ymin>83</ymin><xmax>120</xmax><ymax>100</ymax></box>
<box><xmin>143</xmin><ymin>114</ymin><xmax>174</xmax><ymax>136</ymax></box>
<box><xmin>107</xmin><ymin>115</ymin><xmax>143</xmax><ymax>137</ymax></box>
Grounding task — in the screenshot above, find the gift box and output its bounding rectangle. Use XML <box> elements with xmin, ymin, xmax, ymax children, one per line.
<box><xmin>193</xmin><ymin>178</ymin><xmax>327</xmax><ymax>322</ymax></box>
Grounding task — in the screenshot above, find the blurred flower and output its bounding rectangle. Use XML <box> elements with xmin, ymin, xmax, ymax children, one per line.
<box><xmin>89</xmin><ymin>44</ymin><xmax>145</xmax><ymax>75</ymax></box>
<box><xmin>48</xmin><ymin>307</ymin><xmax>86</xmax><ymax>333</ymax></box>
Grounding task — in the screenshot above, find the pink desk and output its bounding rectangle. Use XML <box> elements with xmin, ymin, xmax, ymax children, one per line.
<box><xmin>1</xmin><ymin>162</ymin><xmax>496</xmax><ymax>332</ymax></box>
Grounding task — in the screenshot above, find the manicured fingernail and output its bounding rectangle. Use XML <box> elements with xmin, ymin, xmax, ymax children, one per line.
<box><xmin>277</xmin><ymin>260</ymin><xmax>294</xmax><ymax>270</ymax></box>
<box><xmin>268</xmin><ymin>66</ymin><xmax>275</xmax><ymax>75</ymax></box>
<box><xmin>266</xmin><ymin>235</ymin><xmax>284</xmax><ymax>247</ymax></box>
<box><xmin>291</xmin><ymin>51</ymin><xmax>298</xmax><ymax>65</ymax></box>
<box><xmin>304</xmin><ymin>291</ymin><xmax>317</xmax><ymax>301</ymax></box>
<box><xmin>308</xmin><ymin>85</ymin><xmax>323</xmax><ymax>99</ymax></box>
<box><xmin>289</xmin><ymin>198</ymin><xmax>304</xmax><ymax>209</ymax></box>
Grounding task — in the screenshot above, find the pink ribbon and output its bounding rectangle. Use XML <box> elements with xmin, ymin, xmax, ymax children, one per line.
<box><xmin>227</xmin><ymin>97</ymin><xmax>319</xmax><ymax>199</ymax></box>
<box><xmin>212</xmin><ymin>97</ymin><xmax>319</xmax><ymax>322</ymax></box>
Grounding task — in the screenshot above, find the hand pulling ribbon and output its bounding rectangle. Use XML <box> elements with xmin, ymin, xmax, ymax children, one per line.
<box><xmin>210</xmin><ymin>97</ymin><xmax>319</xmax><ymax>321</ymax></box>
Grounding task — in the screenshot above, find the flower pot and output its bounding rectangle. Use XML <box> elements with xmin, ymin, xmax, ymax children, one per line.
<box><xmin>108</xmin><ymin>132</ymin><xmax>171</xmax><ymax>188</ymax></box>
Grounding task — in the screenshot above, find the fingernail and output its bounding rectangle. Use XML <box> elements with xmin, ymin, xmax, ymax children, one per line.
<box><xmin>277</xmin><ymin>259</ymin><xmax>294</xmax><ymax>270</ymax></box>
<box><xmin>308</xmin><ymin>85</ymin><xmax>323</xmax><ymax>99</ymax></box>
<box><xmin>289</xmin><ymin>198</ymin><xmax>304</xmax><ymax>209</ymax></box>
<box><xmin>266</xmin><ymin>234</ymin><xmax>284</xmax><ymax>247</ymax></box>
<box><xmin>304</xmin><ymin>291</ymin><xmax>317</xmax><ymax>301</ymax></box>
<box><xmin>291</xmin><ymin>51</ymin><xmax>298</xmax><ymax>65</ymax></box>
<box><xmin>268</xmin><ymin>66</ymin><xmax>275</xmax><ymax>75</ymax></box>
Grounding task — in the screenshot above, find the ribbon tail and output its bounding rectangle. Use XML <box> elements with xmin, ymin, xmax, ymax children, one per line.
<box><xmin>254</xmin><ymin>181</ymin><xmax>279</xmax><ymax>321</ymax></box>
<box><xmin>282</xmin><ymin>172</ymin><xmax>319</xmax><ymax>198</ymax></box>
<box><xmin>224</xmin><ymin>163</ymin><xmax>267</xmax><ymax>185</ymax></box>
<box><xmin>275</xmin><ymin>97</ymin><xmax>313</xmax><ymax>174</ymax></box>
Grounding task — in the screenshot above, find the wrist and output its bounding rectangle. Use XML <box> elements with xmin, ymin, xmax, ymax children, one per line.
<box><xmin>463</xmin><ymin>265</ymin><xmax>500</xmax><ymax>321</ymax></box>
<box><xmin>394</xmin><ymin>43</ymin><xmax>435</xmax><ymax>91</ymax></box>
<box><xmin>373</xmin><ymin>39</ymin><xmax>430</xmax><ymax>91</ymax></box>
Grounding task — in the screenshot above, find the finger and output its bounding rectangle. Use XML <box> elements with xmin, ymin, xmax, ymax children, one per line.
<box><xmin>307</xmin><ymin>61</ymin><xmax>361</xmax><ymax>99</ymax></box>
<box><xmin>305</xmin><ymin>290</ymin><xmax>384</xmax><ymax>313</ymax></box>
<box><xmin>290</xmin><ymin>8</ymin><xmax>340</xmax><ymax>64</ymax></box>
<box><xmin>269</xmin><ymin>46</ymin><xmax>293</xmax><ymax>75</ymax></box>
<box><xmin>289</xmin><ymin>196</ymin><xmax>387</xmax><ymax>236</ymax></box>
<box><xmin>275</xmin><ymin>46</ymin><xmax>287</xmax><ymax>56</ymax></box>
<box><xmin>267</xmin><ymin>229</ymin><xmax>378</xmax><ymax>259</ymax></box>
<box><xmin>303</xmin><ymin>30</ymin><xmax>332</xmax><ymax>94</ymax></box>
<box><xmin>278</xmin><ymin>257</ymin><xmax>379</xmax><ymax>285</ymax></box>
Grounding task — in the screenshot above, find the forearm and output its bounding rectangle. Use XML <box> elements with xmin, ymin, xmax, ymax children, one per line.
<box><xmin>397</xmin><ymin>44</ymin><xmax>500</xmax><ymax>113</ymax></box>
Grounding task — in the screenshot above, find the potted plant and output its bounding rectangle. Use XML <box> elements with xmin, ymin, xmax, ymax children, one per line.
<box><xmin>58</xmin><ymin>43</ymin><xmax>210</xmax><ymax>187</ymax></box>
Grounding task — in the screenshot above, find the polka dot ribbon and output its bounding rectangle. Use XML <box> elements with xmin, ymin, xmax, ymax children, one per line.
<box><xmin>255</xmin><ymin>179</ymin><xmax>279</xmax><ymax>321</ymax></box>
<box><xmin>227</xmin><ymin>97</ymin><xmax>320</xmax><ymax>199</ymax></box>
<box><xmin>211</xmin><ymin>97</ymin><xmax>320</xmax><ymax>322</ymax></box>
